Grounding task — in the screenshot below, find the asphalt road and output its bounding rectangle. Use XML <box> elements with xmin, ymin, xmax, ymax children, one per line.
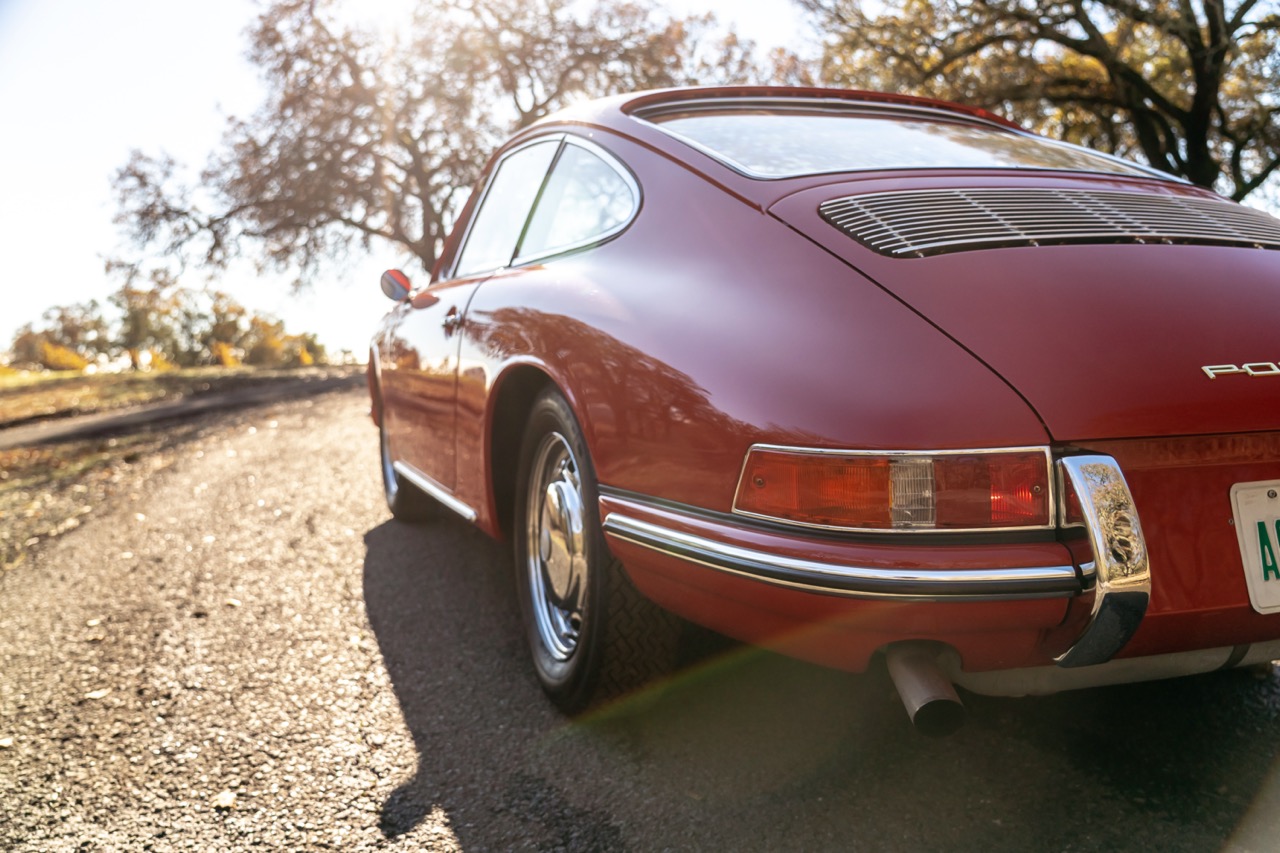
<box><xmin>3</xmin><ymin>387</ymin><xmax>1280</xmax><ymax>852</ymax></box>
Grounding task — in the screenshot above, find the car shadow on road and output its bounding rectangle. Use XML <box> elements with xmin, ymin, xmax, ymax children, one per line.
<box><xmin>364</xmin><ymin>513</ymin><xmax>1280</xmax><ymax>851</ymax></box>
<box><xmin>363</xmin><ymin>515</ymin><xmax>632</xmax><ymax>848</ymax></box>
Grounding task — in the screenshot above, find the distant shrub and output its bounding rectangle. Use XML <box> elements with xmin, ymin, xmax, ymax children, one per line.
<box><xmin>211</xmin><ymin>341</ymin><xmax>241</xmax><ymax>367</ymax></box>
<box><xmin>246</xmin><ymin>336</ymin><xmax>285</xmax><ymax>367</ymax></box>
<box><xmin>38</xmin><ymin>341</ymin><xmax>89</xmax><ymax>371</ymax></box>
<box><xmin>149</xmin><ymin>350</ymin><xmax>177</xmax><ymax>372</ymax></box>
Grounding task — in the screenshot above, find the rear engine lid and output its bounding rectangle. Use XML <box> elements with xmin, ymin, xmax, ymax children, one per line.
<box><xmin>771</xmin><ymin>176</ymin><xmax>1280</xmax><ymax>441</ymax></box>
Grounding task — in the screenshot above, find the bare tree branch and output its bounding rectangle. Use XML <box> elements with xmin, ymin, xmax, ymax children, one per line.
<box><xmin>802</xmin><ymin>0</ymin><xmax>1280</xmax><ymax>199</ymax></box>
<box><xmin>112</xmin><ymin>0</ymin><xmax>808</xmax><ymax>286</ymax></box>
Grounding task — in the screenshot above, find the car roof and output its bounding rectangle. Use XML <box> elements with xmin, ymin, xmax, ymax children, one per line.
<box><xmin>519</xmin><ymin>86</ymin><xmax>1188</xmax><ymax>212</ymax></box>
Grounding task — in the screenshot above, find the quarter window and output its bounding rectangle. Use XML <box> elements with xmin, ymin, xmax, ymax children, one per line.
<box><xmin>517</xmin><ymin>143</ymin><xmax>636</xmax><ymax>261</ymax></box>
<box><xmin>452</xmin><ymin>136</ymin><xmax>638</xmax><ymax>279</ymax></box>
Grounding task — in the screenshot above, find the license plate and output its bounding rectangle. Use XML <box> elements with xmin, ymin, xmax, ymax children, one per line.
<box><xmin>1231</xmin><ymin>480</ymin><xmax>1280</xmax><ymax>615</ymax></box>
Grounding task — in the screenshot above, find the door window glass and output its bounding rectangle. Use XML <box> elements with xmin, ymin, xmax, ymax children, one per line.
<box><xmin>454</xmin><ymin>140</ymin><xmax>558</xmax><ymax>278</ymax></box>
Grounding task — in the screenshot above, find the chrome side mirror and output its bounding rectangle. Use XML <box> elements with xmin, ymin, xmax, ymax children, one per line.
<box><xmin>381</xmin><ymin>269</ymin><xmax>411</xmax><ymax>301</ymax></box>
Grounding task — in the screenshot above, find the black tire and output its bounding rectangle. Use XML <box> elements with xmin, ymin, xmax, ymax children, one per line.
<box><xmin>379</xmin><ymin>402</ymin><xmax>436</xmax><ymax>522</ymax></box>
<box><xmin>513</xmin><ymin>388</ymin><xmax>682</xmax><ymax>712</ymax></box>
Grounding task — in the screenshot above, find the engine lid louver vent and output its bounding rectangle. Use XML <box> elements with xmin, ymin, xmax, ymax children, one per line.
<box><xmin>819</xmin><ymin>187</ymin><xmax>1280</xmax><ymax>258</ymax></box>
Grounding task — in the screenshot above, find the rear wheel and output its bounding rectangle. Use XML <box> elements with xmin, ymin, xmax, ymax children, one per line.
<box><xmin>514</xmin><ymin>389</ymin><xmax>682</xmax><ymax>712</ymax></box>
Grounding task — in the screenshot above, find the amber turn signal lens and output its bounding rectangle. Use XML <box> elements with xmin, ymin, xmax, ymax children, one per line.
<box><xmin>737</xmin><ymin>452</ymin><xmax>893</xmax><ymax>528</ymax></box>
<box><xmin>735</xmin><ymin>447</ymin><xmax>1051</xmax><ymax>531</ymax></box>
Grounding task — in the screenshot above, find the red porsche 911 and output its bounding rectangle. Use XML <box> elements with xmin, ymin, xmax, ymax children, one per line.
<box><xmin>368</xmin><ymin>86</ymin><xmax>1280</xmax><ymax>733</ymax></box>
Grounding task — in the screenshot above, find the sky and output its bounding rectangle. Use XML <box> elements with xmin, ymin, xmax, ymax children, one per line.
<box><xmin>0</xmin><ymin>0</ymin><xmax>817</xmax><ymax>362</ymax></box>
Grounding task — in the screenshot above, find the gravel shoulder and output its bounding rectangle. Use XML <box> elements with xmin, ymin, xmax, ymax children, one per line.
<box><xmin>0</xmin><ymin>389</ymin><xmax>419</xmax><ymax>850</ymax></box>
<box><xmin>0</xmin><ymin>369</ymin><xmax>362</xmax><ymax>572</ymax></box>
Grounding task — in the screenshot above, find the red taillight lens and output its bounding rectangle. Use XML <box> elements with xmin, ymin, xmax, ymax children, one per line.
<box><xmin>735</xmin><ymin>448</ymin><xmax>1050</xmax><ymax>531</ymax></box>
<box><xmin>934</xmin><ymin>452</ymin><xmax>1050</xmax><ymax>527</ymax></box>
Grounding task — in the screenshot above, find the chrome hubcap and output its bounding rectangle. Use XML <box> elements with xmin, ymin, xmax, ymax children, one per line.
<box><xmin>526</xmin><ymin>432</ymin><xmax>586</xmax><ymax>661</ymax></box>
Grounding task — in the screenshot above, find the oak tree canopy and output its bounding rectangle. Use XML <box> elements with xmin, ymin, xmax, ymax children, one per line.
<box><xmin>112</xmin><ymin>0</ymin><xmax>794</xmax><ymax>283</ymax></box>
<box><xmin>113</xmin><ymin>0</ymin><xmax>1277</xmax><ymax>293</ymax></box>
<box><xmin>798</xmin><ymin>0</ymin><xmax>1280</xmax><ymax>200</ymax></box>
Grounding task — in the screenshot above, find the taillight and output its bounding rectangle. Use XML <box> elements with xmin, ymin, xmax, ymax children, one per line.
<box><xmin>734</xmin><ymin>446</ymin><xmax>1052</xmax><ymax>531</ymax></box>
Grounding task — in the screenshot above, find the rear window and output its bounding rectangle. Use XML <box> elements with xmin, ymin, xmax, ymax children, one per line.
<box><xmin>646</xmin><ymin>107</ymin><xmax>1163</xmax><ymax>180</ymax></box>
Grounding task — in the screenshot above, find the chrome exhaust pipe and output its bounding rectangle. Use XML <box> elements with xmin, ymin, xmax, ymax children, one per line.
<box><xmin>885</xmin><ymin>642</ymin><xmax>965</xmax><ymax>736</ymax></box>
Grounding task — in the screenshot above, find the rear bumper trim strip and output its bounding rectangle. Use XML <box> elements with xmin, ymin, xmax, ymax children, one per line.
<box><xmin>603</xmin><ymin>513</ymin><xmax>1081</xmax><ymax>601</ymax></box>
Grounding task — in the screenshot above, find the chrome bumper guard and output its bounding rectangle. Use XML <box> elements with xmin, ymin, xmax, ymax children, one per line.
<box><xmin>1054</xmin><ymin>455</ymin><xmax>1151</xmax><ymax>668</ymax></box>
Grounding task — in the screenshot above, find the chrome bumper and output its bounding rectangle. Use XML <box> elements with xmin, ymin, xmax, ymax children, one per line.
<box><xmin>603</xmin><ymin>452</ymin><xmax>1151</xmax><ymax>668</ymax></box>
<box><xmin>602</xmin><ymin>514</ymin><xmax>1083</xmax><ymax>601</ymax></box>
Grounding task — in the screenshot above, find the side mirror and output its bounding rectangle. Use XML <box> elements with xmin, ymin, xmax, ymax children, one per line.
<box><xmin>380</xmin><ymin>269</ymin><xmax>411</xmax><ymax>301</ymax></box>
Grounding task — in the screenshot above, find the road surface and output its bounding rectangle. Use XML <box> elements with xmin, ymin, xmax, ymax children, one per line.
<box><xmin>3</xmin><ymin>387</ymin><xmax>1280</xmax><ymax>851</ymax></box>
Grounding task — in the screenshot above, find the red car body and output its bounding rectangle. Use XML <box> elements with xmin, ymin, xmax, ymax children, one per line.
<box><xmin>369</xmin><ymin>86</ymin><xmax>1280</xmax><ymax>721</ymax></box>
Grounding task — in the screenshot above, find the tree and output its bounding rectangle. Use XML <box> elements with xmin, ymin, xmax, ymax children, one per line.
<box><xmin>9</xmin><ymin>326</ymin><xmax>46</xmax><ymax>368</ymax></box>
<box><xmin>112</xmin><ymin>0</ymin><xmax>801</xmax><ymax>285</ymax></box>
<box><xmin>8</xmin><ymin>270</ymin><xmax>329</xmax><ymax>371</ymax></box>
<box><xmin>107</xmin><ymin>266</ymin><xmax>186</xmax><ymax>370</ymax></box>
<box><xmin>8</xmin><ymin>301</ymin><xmax>110</xmax><ymax>370</ymax></box>
<box><xmin>39</xmin><ymin>301</ymin><xmax>111</xmax><ymax>361</ymax></box>
<box><xmin>289</xmin><ymin>331</ymin><xmax>326</xmax><ymax>366</ymax></box>
<box><xmin>200</xmin><ymin>290</ymin><xmax>250</xmax><ymax>364</ymax></box>
<box><xmin>240</xmin><ymin>313</ymin><xmax>323</xmax><ymax>367</ymax></box>
<box><xmin>797</xmin><ymin>0</ymin><xmax>1280</xmax><ymax>200</ymax></box>
<box><xmin>35</xmin><ymin>340</ymin><xmax>89</xmax><ymax>372</ymax></box>
<box><xmin>243</xmin><ymin>315</ymin><xmax>288</xmax><ymax>367</ymax></box>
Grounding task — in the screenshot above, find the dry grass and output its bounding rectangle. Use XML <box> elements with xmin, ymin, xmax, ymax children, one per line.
<box><xmin>0</xmin><ymin>366</ymin><xmax>323</xmax><ymax>430</ymax></box>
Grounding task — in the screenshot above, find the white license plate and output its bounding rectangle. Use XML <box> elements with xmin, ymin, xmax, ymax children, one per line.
<box><xmin>1231</xmin><ymin>480</ymin><xmax>1280</xmax><ymax>615</ymax></box>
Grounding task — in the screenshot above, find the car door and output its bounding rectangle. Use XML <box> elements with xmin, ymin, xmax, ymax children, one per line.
<box><xmin>381</xmin><ymin>137</ymin><xmax>562</xmax><ymax>501</ymax></box>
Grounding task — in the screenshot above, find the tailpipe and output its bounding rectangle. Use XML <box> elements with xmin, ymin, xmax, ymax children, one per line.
<box><xmin>885</xmin><ymin>642</ymin><xmax>965</xmax><ymax>736</ymax></box>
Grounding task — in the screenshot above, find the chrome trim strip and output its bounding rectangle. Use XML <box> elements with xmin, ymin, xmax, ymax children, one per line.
<box><xmin>731</xmin><ymin>444</ymin><xmax>1056</xmax><ymax>534</ymax></box>
<box><xmin>1054</xmin><ymin>455</ymin><xmax>1151</xmax><ymax>668</ymax></box>
<box><xmin>603</xmin><ymin>513</ymin><xmax>1081</xmax><ymax>600</ymax></box>
<box><xmin>393</xmin><ymin>461</ymin><xmax>478</xmax><ymax>522</ymax></box>
<box><xmin>633</xmin><ymin>97</ymin><xmax>1018</xmax><ymax>132</ymax></box>
<box><xmin>947</xmin><ymin>638</ymin><xmax>1280</xmax><ymax>697</ymax></box>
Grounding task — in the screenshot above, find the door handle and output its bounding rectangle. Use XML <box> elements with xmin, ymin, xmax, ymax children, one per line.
<box><xmin>443</xmin><ymin>310</ymin><xmax>462</xmax><ymax>334</ymax></box>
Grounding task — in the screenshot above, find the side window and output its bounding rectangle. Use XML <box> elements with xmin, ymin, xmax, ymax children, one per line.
<box><xmin>517</xmin><ymin>142</ymin><xmax>636</xmax><ymax>262</ymax></box>
<box><xmin>454</xmin><ymin>140</ymin><xmax>558</xmax><ymax>278</ymax></box>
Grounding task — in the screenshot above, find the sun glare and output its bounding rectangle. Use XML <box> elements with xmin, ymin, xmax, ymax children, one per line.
<box><xmin>336</xmin><ymin>0</ymin><xmax>418</xmax><ymax>37</ymax></box>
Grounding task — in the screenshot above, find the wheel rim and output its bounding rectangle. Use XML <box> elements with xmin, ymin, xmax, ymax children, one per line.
<box><xmin>525</xmin><ymin>431</ymin><xmax>587</xmax><ymax>662</ymax></box>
